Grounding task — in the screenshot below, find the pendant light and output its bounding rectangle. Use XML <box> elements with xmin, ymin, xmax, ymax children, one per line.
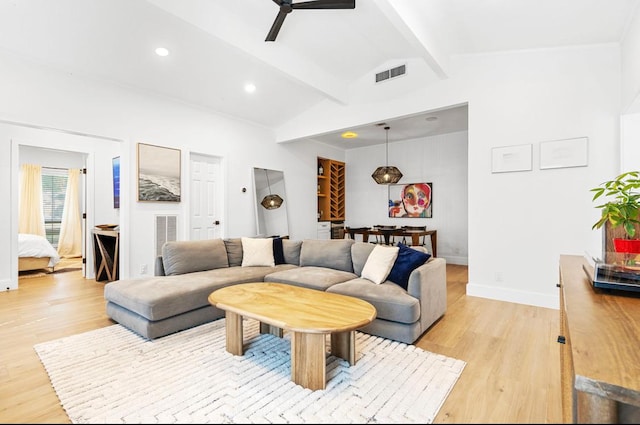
<box><xmin>260</xmin><ymin>168</ymin><xmax>283</xmax><ymax>209</ymax></box>
<box><xmin>371</xmin><ymin>126</ymin><xmax>403</xmax><ymax>184</ymax></box>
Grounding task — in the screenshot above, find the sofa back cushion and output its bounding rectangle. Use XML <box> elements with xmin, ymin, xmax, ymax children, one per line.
<box><xmin>351</xmin><ymin>242</ymin><xmax>376</xmax><ymax>276</ymax></box>
<box><xmin>162</xmin><ymin>239</ymin><xmax>229</xmax><ymax>276</ymax></box>
<box><xmin>282</xmin><ymin>239</ymin><xmax>302</xmax><ymax>265</ymax></box>
<box><xmin>223</xmin><ymin>238</ymin><xmax>243</xmax><ymax>267</ymax></box>
<box><xmin>299</xmin><ymin>239</ymin><xmax>354</xmax><ymax>272</ymax></box>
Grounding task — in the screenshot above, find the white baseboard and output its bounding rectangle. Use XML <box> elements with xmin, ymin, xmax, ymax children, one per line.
<box><xmin>1</xmin><ymin>279</ymin><xmax>16</xmax><ymax>291</ymax></box>
<box><xmin>441</xmin><ymin>255</ymin><xmax>468</xmax><ymax>265</ymax></box>
<box><xmin>466</xmin><ymin>282</ymin><xmax>559</xmax><ymax>310</ymax></box>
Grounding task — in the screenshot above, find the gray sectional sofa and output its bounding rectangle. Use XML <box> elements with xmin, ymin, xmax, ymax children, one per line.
<box><xmin>104</xmin><ymin>237</ymin><xmax>447</xmax><ymax>344</ymax></box>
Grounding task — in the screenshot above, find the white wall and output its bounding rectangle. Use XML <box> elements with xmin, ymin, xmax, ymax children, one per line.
<box><xmin>19</xmin><ymin>146</ymin><xmax>86</xmax><ymax>169</ymax></box>
<box><xmin>620</xmin><ymin>6</ymin><xmax>640</xmax><ymax>174</ymax></box>
<box><xmin>345</xmin><ymin>130</ymin><xmax>468</xmax><ymax>265</ymax></box>
<box><xmin>622</xmin><ymin>4</ymin><xmax>640</xmax><ymax>113</ymax></box>
<box><xmin>460</xmin><ymin>46</ymin><xmax>620</xmax><ymax>309</ymax></box>
<box><xmin>277</xmin><ymin>44</ymin><xmax>622</xmax><ymax>309</ymax></box>
<box><xmin>621</xmin><ymin>113</ymin><xmax>640</xmax><ymax>172</ymax></box>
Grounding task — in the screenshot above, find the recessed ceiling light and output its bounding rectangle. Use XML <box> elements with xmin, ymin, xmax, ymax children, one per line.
<box><xmin>244</xmin><ymin>83</ymin><xmax>256</xmax><ymax>93</ymax></box>
<box><xmin>155</xmin><ymin>47</ymin><xmax>170</xmax><ymax>57</ymax></box>
<box><xmin>341</xmin><ymin>131</ymin><xmax>358</xmax><ymax>139</ymax></box>
<box><xmin>425</xmin><ymin>116</ymin><xmax>438</xmax><ymax>122</ymax></box>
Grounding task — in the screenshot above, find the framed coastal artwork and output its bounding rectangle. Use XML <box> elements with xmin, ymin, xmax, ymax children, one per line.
<box><xmin>137</xmin><ymin>143</ymin><xmax>181</xmax><ymax>202</ymax></box>
<box><xmin>388</xmin><ymin>182</ymin><xmax>432</xmax><ymax>218</ymax></box>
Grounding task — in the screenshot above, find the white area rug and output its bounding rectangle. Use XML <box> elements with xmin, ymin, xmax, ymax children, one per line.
<box><xmin>34</xmin><ymin>319</ymin><xmax>465</xmax><ymax>424</ymax></box>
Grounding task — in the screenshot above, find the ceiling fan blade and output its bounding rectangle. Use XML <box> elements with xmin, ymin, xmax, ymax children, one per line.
<box><xmin>292</xmin><ymin>0</ymin><xmax>355</xmax><ymax>9</ymax></box>
<box><xmin>265</xmin><ymin>11</ymin><xmax>288</xmax><ymax>42</ymax></box>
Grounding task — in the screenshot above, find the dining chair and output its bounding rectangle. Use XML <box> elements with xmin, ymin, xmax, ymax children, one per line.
<box><xmin>373</xmin><ymin>225</ymin><xmax>398</xmax><ymax>245</ymax></box>
<box><xmin>345</xmin><ymin>226</ymin><xmax>371</xmax><ymax>243</ymax></box>
<box><xmin>400</xmin><ymin>225</ymin><xmax>427</xmax><ymax>246</ymax></box>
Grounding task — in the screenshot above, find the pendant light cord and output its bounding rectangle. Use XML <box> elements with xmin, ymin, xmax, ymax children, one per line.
<box><xmin>265</xmin><ymin>169</ymin><xmax>272</xmax><ymax>195</ymax></box>
<box><xmin>385</xmin><ymin>126</ymin><xmax>390</xmax><ymax>166</ymax></box>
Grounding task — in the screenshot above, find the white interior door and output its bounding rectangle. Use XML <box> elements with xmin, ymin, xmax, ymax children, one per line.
<box><xmin>190</xmin><ymin>153</ymin><xmax>223</xmax><ymax>240</ymax></box>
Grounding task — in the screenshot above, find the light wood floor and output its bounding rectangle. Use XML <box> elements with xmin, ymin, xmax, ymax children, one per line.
<box><xmin>0</xmin><ymin>264</ymin><xmax>562</xmax><ymax>423</ymax></box>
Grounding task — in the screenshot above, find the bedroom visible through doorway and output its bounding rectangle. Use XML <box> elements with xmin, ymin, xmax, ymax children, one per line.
<box><xmin>18</xmin><ymin>146</ymin><xmax>87</xmax><ymax>279</ymax></box>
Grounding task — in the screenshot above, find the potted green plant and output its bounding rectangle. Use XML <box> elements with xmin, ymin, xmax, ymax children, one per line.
<box><xmin>591</xmin><ymin>170</ymin><xmax>640</xmax><ymax>253</ymax></box>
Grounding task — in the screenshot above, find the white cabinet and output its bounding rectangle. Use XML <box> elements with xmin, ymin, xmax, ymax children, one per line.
<box><xmin>317</xmin><ymin>222</ymin><xmax>331</xmax><ymax>240</ymax></box>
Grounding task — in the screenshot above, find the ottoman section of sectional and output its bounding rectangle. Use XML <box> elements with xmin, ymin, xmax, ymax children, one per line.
<box><xmin>104</xmin><ymin>265</ymin><xmax>291</xmax><ymax>339</ymax></box>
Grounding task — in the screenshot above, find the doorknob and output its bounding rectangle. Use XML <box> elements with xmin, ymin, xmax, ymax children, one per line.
<box><xmin>213</xmin><ymin>220</ymin><xmax>220</xmax><ymax>225</ymax></box>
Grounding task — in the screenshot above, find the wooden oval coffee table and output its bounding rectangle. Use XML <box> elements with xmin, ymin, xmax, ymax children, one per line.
<box><xmin>208</xmin><ymin>282</ymin><xmax>376</xmax><ymax>390</ymax></box>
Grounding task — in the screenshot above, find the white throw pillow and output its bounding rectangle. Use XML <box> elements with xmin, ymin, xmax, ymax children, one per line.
<box><xmin>361</xmin><ymin>245</ymin><xmax>400</xmax><ymax>284</ymax></box>
<box><xmin>241</xmin><ymin>237</ymin><xmax>274</xmax><ymax>267</ymax></box>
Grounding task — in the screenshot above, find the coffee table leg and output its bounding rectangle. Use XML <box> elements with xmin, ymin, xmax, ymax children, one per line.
<box><xmin>330</xmin><ymin>330</ymin><xmax>356</xmax><ymax>365</ymax></box>
<box><xmin>291</xmin><ymin>332</ymin><xmax>326</xmax><ymax>390</ymax></box>
<box><xmin>260</xmin><ymin>322</ymin><xmax>284</xmax><ymax>338</ymax></box>
<box><xmin>225</xmin><ymin>311</ymin><xmax>244</xmax><ymax>355</ymax></box>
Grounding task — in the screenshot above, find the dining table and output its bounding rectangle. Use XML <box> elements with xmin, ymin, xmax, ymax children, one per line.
<box><xmin>345</xmin><ymin>227</ymin><xmax>438</xmax><ymax>258</ymax></box>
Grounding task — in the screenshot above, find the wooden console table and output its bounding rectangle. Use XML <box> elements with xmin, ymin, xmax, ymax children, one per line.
<box><xmin>558</xmin><ymin>255</ymin><xmax>640</xmax><ymax>423</ymax></box>
<box><xmin>93</xmin><ymin>229</ymin><xmax>119</xmax><ymax>282</ymax></box>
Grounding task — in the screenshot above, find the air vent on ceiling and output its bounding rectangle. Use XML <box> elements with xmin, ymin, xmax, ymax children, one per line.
<box><xmin>375</xmin><ymin>64</ymin><xmax>406</xmax><ymax>83</ymax></box>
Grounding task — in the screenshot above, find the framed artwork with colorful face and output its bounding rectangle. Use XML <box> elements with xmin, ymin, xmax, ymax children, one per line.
<box><xmin>388</xmin><ymin>182</ymin><xmax>432</xmax><ymax>218</ymax></box>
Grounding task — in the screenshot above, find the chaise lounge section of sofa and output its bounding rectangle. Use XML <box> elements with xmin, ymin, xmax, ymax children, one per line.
<box><xmin>104</xmin><ymin>237</ymin><xmax>447</xmax><ymax>344</ymax></box>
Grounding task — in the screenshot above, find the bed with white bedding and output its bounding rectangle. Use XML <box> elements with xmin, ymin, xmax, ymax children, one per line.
<box><xmin>18</xmin><ymin>233</ymin><xmax>61</xmax><ymax>271</ymax></box>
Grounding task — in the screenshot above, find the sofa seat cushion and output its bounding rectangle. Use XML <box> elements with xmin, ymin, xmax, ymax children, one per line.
<box><xmin>264</xmin><ymin>266</ymin><xmax>357</xmax><ymax>291</ymax></box>
<box><xmin>105</xmin><ymin>264</ymin><xmax>296</xmax><ymax>321</ymax></box>
<box><xmin>327</xmin><ymin>278</ymin><xmax>420</xmax><ymax>324</ymax></box>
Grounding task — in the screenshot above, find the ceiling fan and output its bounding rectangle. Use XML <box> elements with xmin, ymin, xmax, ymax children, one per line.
<box><xmin>265</xmin><ymin>0</ymin><xmax>356</xmax><ymax>42</ymax></box>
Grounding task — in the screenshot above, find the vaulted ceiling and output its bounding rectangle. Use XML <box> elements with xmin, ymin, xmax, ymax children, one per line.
<box><xmin>0</xmin><ymin>0</ymin><xmax>635</xmax><ymax>147</ymax></box>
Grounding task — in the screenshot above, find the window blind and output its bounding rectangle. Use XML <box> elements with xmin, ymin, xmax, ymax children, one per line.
<box><xmin>41</xmin><ymin>168</ymin><xmax>68</xmax><ymax>247</ymax></box>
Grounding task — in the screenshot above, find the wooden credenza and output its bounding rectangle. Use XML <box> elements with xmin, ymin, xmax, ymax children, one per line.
<box><xmin>558</xmin><ymin>255</ymin><xmax>640</xmax><ymax>423</ymax></box>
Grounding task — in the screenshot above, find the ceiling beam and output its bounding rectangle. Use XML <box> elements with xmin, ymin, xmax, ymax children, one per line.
<box><xmin>371</xmin><ymin>0</ymin><xmax>450</xmax><ymax>80</ymax></box>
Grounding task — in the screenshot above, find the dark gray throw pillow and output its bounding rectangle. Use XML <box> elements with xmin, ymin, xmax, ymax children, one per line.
<box><xmin>223</xmin><ymin>238</ymin><xmax>243</xmax><ymax>267</ymax></box>
<box><xmin>273</xmin><ymin>237</ymin><xmax>285</xmax><ymax>265</ymax></box>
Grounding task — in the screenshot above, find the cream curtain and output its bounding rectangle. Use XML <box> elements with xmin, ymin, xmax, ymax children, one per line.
<box><xmin>18</xmin><ymin>164</ymin><xmax>46</xmax><ymax>236</ymax></box>
<box><xmin>57</xmin><ymin>168</ymin><xmax>82</xmax><ymax>258</ymax></box>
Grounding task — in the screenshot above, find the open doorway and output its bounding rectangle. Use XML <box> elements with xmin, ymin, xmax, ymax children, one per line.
<box><xmin>8</xmin><ymin>123</ymin><xmax>124</xmax><ymax>291</ymax></box>
<box><xmin>18</xmin><ymin>146</ymin><xmax>87</xmax><ymax>279</ymax></box>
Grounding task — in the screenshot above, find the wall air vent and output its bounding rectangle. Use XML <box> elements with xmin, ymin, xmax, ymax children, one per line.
<box><xmin>375</xmin><ymin>64</ymin><xmax>406</xmax><ymax>83</ymax></box>
<box><xmin>375</xmin><ymin>70</ymin><xmax>390</xmax><ymax>83</ymax></box>
<box><xmin>155</xmin><ymin>214</ymin><xmax>177</xmax><ymax>256</ymax></box>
